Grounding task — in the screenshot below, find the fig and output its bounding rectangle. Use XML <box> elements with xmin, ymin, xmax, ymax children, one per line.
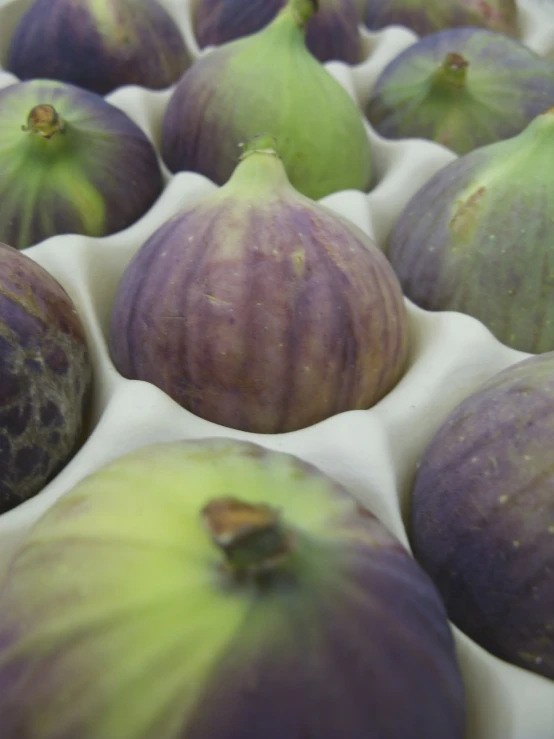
<box><xmin>0</xmin><ymin>243</ymin><xmax>92</xmax><ymax>514</ymax></box>
<box><xmin>0</xmin><ymin>438</ymin><xmax>467</xmax><ymax>738</ymax></box>
<box><xmin>366</xmin><ymin>27</ymin><xmax>554</xmax><ymax>155</ymax></box>
<box><xmin>363</xmin><ymin>0</ymin><xmax>519</xmax><ymax>37</ymax></box>
<box><xmin>110</xmin><ymin>134</ymin><xmax>409</xmax><ymax>434</ymax></box>
<box><xmin>192</xmin><ymin>0</ymin><xmax>364</xmax><ymax>65</ymax></box>
<box><xmin>409</xmin><ymin>352</ymin><xmax>554</xmax><ymax>680</ymax></box>
<box><xmin>6</xmin><ymin>0</ymin><xmax>190</xmax><ymax>96</ymax></box>
<box><xmin>386</xmin><ymin>106</ymin><xmax>554</xmax><ymax>354</ymax></box>
<box><xmin>161</xmin><ymin>0</ymin><xmax>372</xmax><ymax>200</ymax></box>
<box><xmin>0</xmin><ymin>79</ymin><xmax>164</xmax><ymax>250</ymax></box>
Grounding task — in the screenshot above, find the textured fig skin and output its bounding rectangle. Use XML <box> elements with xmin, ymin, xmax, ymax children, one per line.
<box><xmin>0</xmin><ymin>243</ymin><xmax>92</xmax><ymax>513</ymax></box>
<box><xmin>193</xmin><ymin>0</ymin><xmax>363</xmax><ymax>64</ymax></box>
<box><xmin>0</xmin><ymin>80</ymin><xmax>164</xmax><ymax>250</ymax></box>
<box><xmin>364</xmin><ymin>0</ymin><xmax>518</xmax><ymax>37</ymax></box>
<box><xmin>0</xmin><ymin>438</ymin><xmax>466</xmax><ymax>738</ymax></box>
<box><xmin>109</xmin><ymin>185</ymin><xmax>409</xmax><ymax>433</ymax></box>
<box><xmin>6</xmin><ymin>0</ymin><xmax>190</xmax><ymax>96</ymax></box>
<box><xmin>366</xmin><ymin>27</ymin><xmax>554</xmax><ymax>155</ymax></box>
<box><xmin>410</xmin><ymin>353</ymin><xmax>554</xmax><ymax>680</ymax></box>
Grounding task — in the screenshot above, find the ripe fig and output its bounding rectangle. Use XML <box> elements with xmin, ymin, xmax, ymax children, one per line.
<box><xmin>366</xmin><ymin>27</ymin><xmax>554</xmax><ymax>155</ymax></box>
<box><xmin>410</xmin><ymin>352</ymin><xmax>554</xmax><ymax>681</ymax></box>
<box><xmin>192</xmin><ymin>0</ymin><xmax>364</xmax><ymax>65</ymax></box>
<box><xmin>0</xmin><ymin>243</ymin><xmax>92</xmax><ymax>514</ymax></box>
<box><xmin>363</xmin><ymin>0</ymin><xmax>519</xmax><ymax>37</ymax></box>
<box><xmin>162</xmin><ymin>0</ymin><xmax>372</xmax><ymax>200</ymax></box>
<box><xmin>110</xmin><ymin>135</ymin><xmax>409</xmax><ymax>434</ymax></box>
<box><xmin>0</xmin><ymin>438</ymin><xmax>467</xmax><ymax>738</ymax></box>
<box><xmin>6</xmin><ymin>0</ymin><xmax>190</xmax><ymax>96</ymax></box>
<box><xmin>0</xmin><ymin>79</ymin><xmax>164</xmax><ymax>250</ymax></box>
<box><xmin>387</xmin><ymin>107</ymin><xmax>554</xmax><ymax>354</ymax></box>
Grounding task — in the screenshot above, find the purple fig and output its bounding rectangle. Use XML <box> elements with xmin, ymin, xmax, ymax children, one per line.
<box><xmin>0</xmin><ymin>243</ymin><xmax>92</xmax><ymax>514</ymax></box>
<box><xmin>386</xmin><ymin>107</ymin><xmax>554</xmax><ymax>354</ymax></box>
<box><xmin>0</xmin><ymin>79</ymin><xmax>164</xmax><ymax>250</ymax></box>
<box><xmin>162</xmin><ymin>0</ymin><xmax>372</xmax><ymax>200</ymax></box>
<box><xmin>366</xmin><ymin>27</ymin><xmax>554</xmax><ymax>155</ymax></box>
<box><xmin>6</xmin><ymin>0</ymin><xmax>190</xmax><ymax>96</ymax></box>
<box><xmin>410</xmin><ymin>352</ymin><xmax>554</xmax><ymax>680</ymax></box>
<box><xmin>110</xmin><ymin>134</ymin><xmax>409</xmax><ymax>434</ymax></box>
<box><xmin>0</xmin><ymin>438</ymin><xmax>466</xmax><ymax>738</ymax></box>
<box><xmin>364</xmin><ymin>0</ymin><xmax>519</xmax><ymax>38</ymax></box>
<box><xmin>193</xmin><ymin>0</ymin><xmax>364</xmax><ymax>65</ymax></box>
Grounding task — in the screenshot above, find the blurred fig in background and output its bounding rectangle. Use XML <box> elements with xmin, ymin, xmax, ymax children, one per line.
<box><xmin>0</xmin><ymin>244</ymin><xmax>92</xmax><ymax>514</ymax></box>
<box><xmin>111</xmin><ymin>135</ymin><xmax>409</xmax><ymax>434</ymax></box>
<box><xmin>0</xmin><ymin>80</ymin><xmax>164</xmax><ymax>250</ymax></box>
<box><xmin>6</xmin><ymin>0</ymin><xmax>190</xmax><ymax>96</ymax></box>
<box><xmin>193</xmin><ymin>0</ymin><xmax>364</xmax><ymax>65</ymax></box>
<box><xmin>366</xmin><ymin>27</ymin><xmax>554</xmax><ymax>154</ymax></box>
<box><xmin>162</xmin><ymin>0</ymin><xmax>372</xmax><ymax>200</ymax></box>
<box><xmin>387</xmin><ymin>107</ymin><xmax>554</xmax><ymax>354</ymax></box>
<box><xmin>0</xmin><ymin>438</ymin><xmax>466</xmax><ymax>738</ymax></box>
<box><xmin>363</xmin><ymin>0</ymin><xmax>519</xmax><ymax>37</ymax></box>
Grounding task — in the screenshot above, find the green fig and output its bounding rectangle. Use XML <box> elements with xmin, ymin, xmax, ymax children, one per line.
<box><xmin>162</xmin><ymin>0</ymin><xmax>372</xmax><ymax>199</ymax></box>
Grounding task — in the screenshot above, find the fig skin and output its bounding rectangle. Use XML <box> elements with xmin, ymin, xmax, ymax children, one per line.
<box><xmin>0</xmin><ymin>243</ymin><xmax>92</xmax><ymax>514</ymax></box>
<box><xmin>0</xmin><ymin>438</ymin><xmax>466</xmax><ymax>738</ymax></box>
<box><xmin>161</xmin><ymin>0</ymin><xmax>372</xmax><ymax>200</ymax></box>
<box><xmin>409</xmin><ymin>352</ymin><xmax>554</xmax><ymax>681</ymax></box>
<box><xmin>110</xmin><ymin>136</ymin><xmax>408</xmax><ymax>433</ymax></box>
<box><xmin>193</xmin><ymin>0</ymin><xmax>363</xmax><ymax>65</ymax></box>
<box><xmin>364</xmin><ymin>0</ymin><xmax>519</xmax><ymax>37</ymax></box>
<box><xmin>0</xmin><ymin>79</ymin><xmax>164</xmax><ymax>250</ymax></box>
<box><xmin>387</xmin><ymin>108</ymin><xmax>554</xmax><ymax>353</ymax></box>
<box><xmin>366</xmin><ymin>27</ymin><xmax>554</xmax><ymax>155</ymax></box>
<box><xmin>6</xmin><ymin>0</ymin><xmax>190</xmax><ymax>96</ymax></box>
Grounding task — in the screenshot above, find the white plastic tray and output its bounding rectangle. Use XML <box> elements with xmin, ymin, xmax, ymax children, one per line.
<box><xmin>0</xmin><ymin>1</ymin><xmax>553</xmax><ymax>737</ymax></box>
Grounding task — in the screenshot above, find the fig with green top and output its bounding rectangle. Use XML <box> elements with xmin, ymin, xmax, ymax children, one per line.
<box><xmin>388</xmin><ymin>106</ymin><xmax>554</xmax><ymax>353</ymax></box>
<box><xmin>162</xmin><ymin>0</ymin><xmax>372</xmax><ymax>199</ymax></box>
<box><xmin>0</xmin><ymin>438</ymin><xmax>467</xmax><ymax>738</ymax></box>
<box><xmin>6</xmin><ymin>0</ymin><xmax>190</xmax><ymax>96</ymax></box>
<box><xmin>0</xmin><ymin>80</ymin><xmax>163</xmax><ymax>250</ymax></box>
<box><xmin>111</xmin><ymin>134</ymin><xmax>408</xmax><ymax>433</ymax></box>
<box><xmin>366</xmin><ymin>27</ymin><xmax>554</xmax><ymax>155</ymax></box>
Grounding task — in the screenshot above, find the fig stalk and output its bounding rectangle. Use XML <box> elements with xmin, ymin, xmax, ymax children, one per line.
<box><xmin>289</xmin><ymin>0</ymin><xmax>318</xmax><ymax>25</ymax></box>
<box><xmin>431</xmin><ymin>52</ymin><xmax>469</xmax><ymax>91</ymax></box>
<box><xmin>22</xmin><ymin>104</ymin><xmax>65</xmax><ymax>139</ymax></box>
<box><xmin>201</xmin><ymin>497</ymin><xmax>295</xmax><ymax>577</ymax></box>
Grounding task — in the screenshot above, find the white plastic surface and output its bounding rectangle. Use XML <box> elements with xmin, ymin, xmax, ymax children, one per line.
<box><xmin>0</xmin><ymin>1</ymin><xmax>553</xmax><ymax>737</ymax></box>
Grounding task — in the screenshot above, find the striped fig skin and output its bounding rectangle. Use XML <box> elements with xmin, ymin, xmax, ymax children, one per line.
<box><xmin>0</xmin><ymin>243</ymin><xmax>92</xmax><ymax>513</ymax></box>
<box><xmin>364</xmin><ymin>0</ymin><xmax>518</xmax><ymax>37</ymax></box>
<box><xmin>409</xmin><ymin>353</ymin><xmax>554</xmax><ymax>680</ymax></box>
<box><xmin>0</xmin><ymin>439</ymin><xmax>466</xmax><ymax>738</ymax></box>
<box><xmin>109</xmin><ymin>153</ymin><xmax>409</xmax><ymax>433</ymax></box>
<box><xmin>366</xmin><ymin>28</ymin><xmax>554</xmax><ymax>155</ymax></box>
<box><xmin>6</xmin><ymin>0</ymin><xmax>190</xmax><ymax>96</ymax></box>
<box><xmin>0</xmin><ymin>80</ymin><xmax>163</xmax><ymax>250</ymax></box>
<box><xmin>193</xmin><ymin>0</ymin><xmax>363</xmax><ymax>64</ymax></box>
<box><xmin>386</xmin><ymin>109</ymin><xmax>554</xmax><ymax>353</ymax></box>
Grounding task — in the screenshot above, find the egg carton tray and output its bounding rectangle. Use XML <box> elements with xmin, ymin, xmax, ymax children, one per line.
<box><xmin>1</xmin><ymin>0</ymin><xmax>554</xmax><ymax>736</ymax></box>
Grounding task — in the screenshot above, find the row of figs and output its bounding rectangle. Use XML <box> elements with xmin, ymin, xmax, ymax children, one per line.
<box><xmin>0</xmin><ymin>0</ymin><xmax>553</xmax><ymax>737</ymax></box>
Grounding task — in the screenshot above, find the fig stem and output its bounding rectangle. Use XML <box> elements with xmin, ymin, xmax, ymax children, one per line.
<box><xmin>286</xmin><ymin>0</ymin><xmax>318</xmax><ymax>27</ymax></box>
<box><xmin>22</xmin><ymin>104</ymin><xmax>65</xmax><ymax>139</ymax></box>
<box><xmin>201</xmin><ymin>497</ymin><xmax>295</xmax><ymax>578</ymax></box>
<box><xmin>432</xmin><ymin>53</ymin><xmax>469</xmax><ymax>91</ymax></box>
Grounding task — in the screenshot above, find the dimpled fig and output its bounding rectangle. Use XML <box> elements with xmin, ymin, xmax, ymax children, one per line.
<box><xmin>162</xmin><ymin>0</ymin><xmax>372</xmax><ymax>199</ymax></box>
<box><xmin>110</xmin><ymin>135</ymin><xmax>408</xmax><ymax>434</ymax></box>
<box><xmin>364</xmin><ymin>0</ymin><xmax>518</xmax><ymax>37</ymax></box>
<box><xmin>6</xmin><ymin>0</ymin><xmax>190</xmax><ymax>96</ymax></box>
<box><xmin>366</xmin><ymin>27</ymin><xmax>554</xmax><ymax>155</ymax></box>
<box><xmin>0</xmin><ymin>79</ymin><xmax>164</xmax><ymax>250</ymax></box>
<box><xmin>0</xmin><ymin>244</ymin><xmax>92</xmax><ymax>513</ymax></box>
<box><xmin>193</xmin><ymin>0</ymin><xmax>363</xmax><ymax>65</ymax></box>
<box><xmin>0</xmin><ymin>438</ymin><xmax>467</xmax><ymax>738</ymax></box>
<box><xmin>387</xmin><ymin>108</ymin><xmax>554</xmax><ymax>354</ymax></box>
<box><xmin>410</xmin><ymin>353</ymin><xmax>554</xmax><ymax>680</ymax></box>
